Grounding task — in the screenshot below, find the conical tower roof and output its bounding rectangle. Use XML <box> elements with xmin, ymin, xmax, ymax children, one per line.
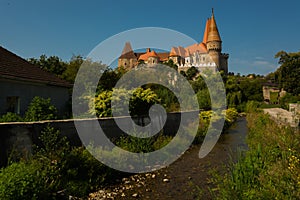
<box><xmin>119</xmin><ymin>42</ymin><xmax>136</xmax><ymax>59</ymax></box>
<box><xmin>207</xmin><ymin>9</ymin><xmax>222</xmax><ymax>42</ymax></box>
<box><xmin>202</xmin><ymin>18</ymin><xmax>210</xmax><ymax>44</ymax></box>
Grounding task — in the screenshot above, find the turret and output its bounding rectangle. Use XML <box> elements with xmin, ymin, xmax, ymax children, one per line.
<box><xmin>206</xmin><ymin>8</ymin><xmax>222</xmax><ymax>68</ymax></box>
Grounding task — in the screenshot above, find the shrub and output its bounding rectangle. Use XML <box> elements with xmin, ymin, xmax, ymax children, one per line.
<box><xmin>116</xmin><ymin>130</ymin><xmax>173</xmax><ymax>153</ymax></box>
<box><xmin>24</xmin><ymin>96</ymin><xmax>57</xmax><ymax>121</ymax></box>
<box><xmin>60</xmin><ymin>147</ymin><xmax>112</xmax><ymax>197</ymax></box>
<box><xmin>90</xmin><ymin>87</ymin><xmax>160</xmax><ymax>118</ymax></box>
<box><xmin>34</xmin><ymin>125</ymin><xmax>70</xmax><ymax>157</ymax></box>
<box><xmin>0</xmin><ymin>112</ymin><xmax>23</xmax><ymax>122</ymax></box>
<box><xmin>117</xmin><ymin>134</ymin><xmax>155</xmax><ymax>153</ymax></box>
<box><xmin>0</xmin><ymin>125</ymin><xmax>116</xmax><ymax>199</ymax></box>
<box><xmin>0</xmin><ymin>161</ymin><xmax>49</xmax><ymax>200</ymax></box>
<box><xmin>34</xmin><ymin>125</ymin><xmax>112</xmax><ymax>197</ymax></box>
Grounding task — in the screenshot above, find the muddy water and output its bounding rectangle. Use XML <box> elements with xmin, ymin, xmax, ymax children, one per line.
<box><xmin>89</xmin><ymin>117</ymin><xmax>248</xmax><ymax>200</ymax></box>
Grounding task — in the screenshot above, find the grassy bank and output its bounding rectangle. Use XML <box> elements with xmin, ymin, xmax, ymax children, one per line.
<box><xmin>213</xmin><ymin>110</ymin><xmax>300</xmax><ymax>199</ymax></box>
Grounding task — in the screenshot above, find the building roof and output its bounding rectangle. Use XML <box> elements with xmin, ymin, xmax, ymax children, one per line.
<box><xmin>169</xmin><ymin>47</ymin><xmax>178</xmax><ymax>57</ymax></box>
<box><xmin>119</xmin><ymin>42</ymin><xmax>137</xmax><ymax>59</ymax></box>
<box><xmin>185</xmin><ymin>43</ymin><xmax>207</xmax><ymax>54</ymax></box>
<box><xmin>137</xmin><ymin>49</ymin><xmax>170</xmax><ymax>62</ymax></box>
<box><xmin>158</xmin><ymin>52</ymin><xmax>170</xmax><ymax>61</ymax></box>
<box><xmin>202</xmin><ymin>18</ymin><xmax>210</xmax><ymax>44</ymax></box>
<box><xmin>207</xmin><ymin>9</ymin><xmax>222</xmax><ymax>42</ymax></box>
<box><xmin>148</xmin><ymin>50</ymin><xmax>159</xmax><ymax>58</ymax></box>
<box><xmin>138</xmin><ymin>49</ymin><xmax>157</xmax><ymax>60</ymax></box>
<box><xmin>169</xmin><ymin>46</ymin><xmax>187</xmax><ymax>57</ymax></box>
<box><xmin>0</xmin><ymin>46</ymin><xmax>71</xmax><ymax>87</ymax></box>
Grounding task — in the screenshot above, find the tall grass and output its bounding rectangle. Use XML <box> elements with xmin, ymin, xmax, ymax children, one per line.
<box><xmin>213</xmin><ymin>111</ymin><xmax>300</xmax><ymax>199</ymax></box>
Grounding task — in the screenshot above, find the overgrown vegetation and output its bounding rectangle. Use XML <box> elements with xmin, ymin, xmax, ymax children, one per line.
<box><xmin>116</xmin><ymin>131</ymin><xmax>173</xmax><ymax>153</ymax></box>
<box><xmin>0</xmin><ymin>112</ymin><xmax>23</xmax><ymax>123</ymax></box>
<box><xmin>0</xmin><ymin>96</ymin><xmax>58</xmax><ymax>123</ymax></box>
<box><xmin>90</xmin><ymin>87</ymin><xmax>160</xmax><ymax>118</ymax></box>
<box><xmin>0</xmin><ymin>125</ymin><xmax>118</xmax><ymax>199</ymax></box>
<box><xmin>213</xmin><ymin>109</ymin><xmax>300</xmax><ymax>199</ymax></box>
<box><xmin>24</xmin><ymin>96</ymin><xmax>58</xmax><ymax>121</ymax></box>
<box><xmin>0</xmin><ymin>106</ymin><xmax>239</xmax><ymax>198</ymax></box>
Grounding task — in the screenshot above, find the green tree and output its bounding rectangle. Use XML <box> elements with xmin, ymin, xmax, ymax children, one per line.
<box><xmin>129</xmin><ymin>87</ymin><xmax>160</xmax><ymax>116</ymax></box>
<box><xmin>24</xmin><ymin>97</ymin><xmax>57</xmax><ymax>121</ymax></box>
<box><xmin>191</xmin><ymin>76</ymin><xmax>207</xmax><ymax>93</ymax></box>
<box><xmin>61</xmin><ymin>55</ymin><xmax>84</xmax><ymax>83</ymax></box>
<box><xmin>163</xmin><ymin>59</ymin><xmax>178</xmax><ymax>71</ymax></box>
<box><xmin>239</xmin><ymin>79</ymin><xmax>263</xmax><ymax>102</ymax></box>
<box><xmin>186</xmin><ymin>66</ymin><xmax>198</xmax><ymax>80</ymax></box>
<box><xmin>28</xmin><ymin>55</ymin><xmax>67</xmax><ymax>76</ymax></box>
<box><xmin>197</xmin><ymin>89</ymin><xmax>211</xmax><ymax>110</ymax></box>
<box><xmin>151</xmin><ymin>85</ymin><xmax>179</xmax><ymax>112</ymax></box>
<box><xmin>274</xmin><ymin>50</ymin><xmax>300</xmax><ymax>95</ymax></box>
<box><xmin>97</xmin><ymin>68</ymin><xmax>121</xmax><ymax>92</ymax></box>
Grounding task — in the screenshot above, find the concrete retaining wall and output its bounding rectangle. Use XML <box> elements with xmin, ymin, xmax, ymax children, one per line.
<box><xmin>0</xmin><ymin>110</ymin><xmax>199</xmax><ymax>167</ymax></box>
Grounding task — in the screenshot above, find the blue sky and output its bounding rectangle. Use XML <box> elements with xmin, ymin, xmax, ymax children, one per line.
<box><xmin>1</xmin><ymin>0</ymin><xmax>300</xmax><ymax>75</ymax></box>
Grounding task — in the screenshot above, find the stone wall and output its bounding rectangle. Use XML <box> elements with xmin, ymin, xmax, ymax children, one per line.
<box><xmin>263</xmin><ymin>108</ymin><xmax>299</xmax><ymax>128</ymax></box>
<box><xmin>0</xmin><ymin>110</ymin><xmax>199</xmax><ymax>167</ymax></box>
<box><xmin>289</xmin><ymin>103</ymin><xmax>300</xmax><ymax>116</ymax></box>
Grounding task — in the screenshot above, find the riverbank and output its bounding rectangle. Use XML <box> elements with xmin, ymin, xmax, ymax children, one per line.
<box><xmin>214</xmin><ymin>112</ymin><xmax>300</xmax><ymax>199</ymax></box>
<box><xmin>88</xmin><ymin>117</ymin><xmax>248</xmax><ymax>199</ymax></box>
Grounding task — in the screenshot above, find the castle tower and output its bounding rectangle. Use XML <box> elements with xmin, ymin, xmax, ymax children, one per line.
<box><xmin>206</xmin><ymin>8</ymin><xmax>222</xmax><ymax>69</ymax></box>
<box><xmin>118</xmin><ymin>42</ymin><xmax>138</xmax><ymax>69</ymax></box>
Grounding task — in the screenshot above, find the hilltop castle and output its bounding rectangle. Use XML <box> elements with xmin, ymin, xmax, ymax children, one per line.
<box><xmin>118</xmin><ymin>9</ymin><xmax>229</xmax><ymax>74</ymax></box>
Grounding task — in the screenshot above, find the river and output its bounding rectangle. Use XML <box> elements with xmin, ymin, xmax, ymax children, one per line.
<box><xmin>88</xmin><ymin>117</ymin><xmax>249</xmax><ymax>200</ymax></box>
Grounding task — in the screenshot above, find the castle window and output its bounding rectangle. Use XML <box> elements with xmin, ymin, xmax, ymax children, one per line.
<box><xmin>124</xmin><ymin>62</ymin><xmax>127</xmax><ymax>66</ymax></box>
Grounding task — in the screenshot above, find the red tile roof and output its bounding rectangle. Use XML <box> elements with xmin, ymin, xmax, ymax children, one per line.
<box><xmin>0</xmin><ymin>46</ymin><xmax>71</xmax><ymax>87</ymax></box>
<box><xmin>157</xmin><ymin>52</ymin><xmax>170</xmax><ymax>61</ymax></box>
<box><xmin>185</xmin><ymin>43</ymin><xmax>207</xmax><ymax>54</ymax></box>
<box><xmin>138</xmin><ymin>49</ymin><xmax>170</xmax><ymax>62</ymax></box>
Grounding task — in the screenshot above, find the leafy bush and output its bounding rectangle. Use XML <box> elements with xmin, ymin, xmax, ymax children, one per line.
<box><xmin>197</xmin><ymin>89</ymin><xmax>211</xmax><ymax>110</ymax></box>
<box><xmin>116</xmin><ymin>130</ymin><xmax>173</xmax><ymax>153</ymax></box>
<box><xmin>224</xmin><ymin>108</ymin><xmax>239</xmax><ymax>128</ymax></box>
<box><xmin>0</xmin><ymin>161</ymin><xmax>49</xmax><ymax>200</ymax></box>
<box><xmin>279</xmin><ymin>92</ymin><xmax>300</xmax><ymax>109</ymax></box>
<box><xmin>0</xmin><ymin>125</ymin><xmax>115</xmax><ymax>199</ymax></box>
<box><xmin>91</xmin><ymin>87</ymin><xmax>160</xmax><ymax>118</ymax></box>
<box><xmin>35</xmin><ymin>125</ymin><xmax>69</xmax><ymax>157</ymax></box>
<box><xmin>151</xmin><ymin>85</ymin><xmax>179</xmax><ymax>112</ymax></box>
<box><xmin>0</xmin><ymin>112</ymin><xmax>23</xmax><ymax>122</ymax></box>
<box><xmin>117</xmin><ymin>133</ymin><xmax>155</xmax><ymax>153</ymax></box>
<box><xmin>193</xmin><ymin>108</ymin><xmax>238</xmax><ymax>144</ymax></box>
<box><xmin>24</xmin><ymin>96</ymin><xmax>57</xmax><ymax>121</ymax></box>
<box><xmin>60</xmin><ymin>147</ymin><xmax>112</xmax><ymax>197</ymax></box>
<box><xmin>34</xmin><ymin>125</ymin><xmax>112</xmax><ymax>197</ymax></box>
